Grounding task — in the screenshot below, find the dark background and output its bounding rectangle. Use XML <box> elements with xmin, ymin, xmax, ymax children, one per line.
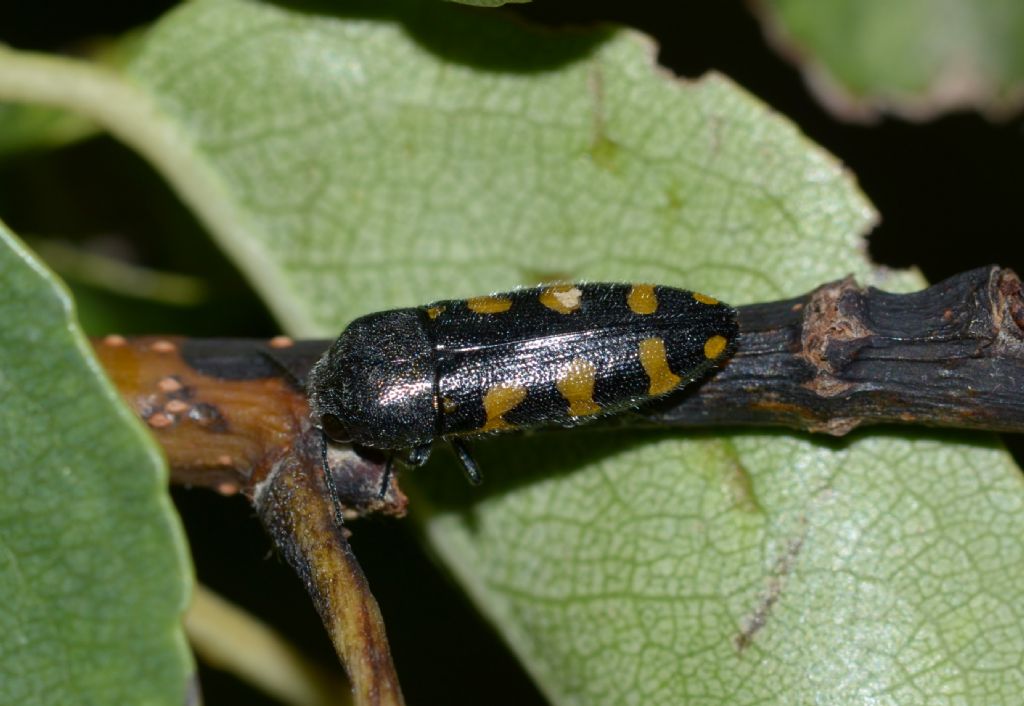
<box><xmin>2</xmin><ymin>2</ymin><xmax>1022</xmax><ymax>704</ymax></box>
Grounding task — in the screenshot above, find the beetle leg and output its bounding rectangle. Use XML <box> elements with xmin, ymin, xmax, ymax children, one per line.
<box><xmin>375</xmin><ymin>445</ymin><xmax>431</xmax><ymax>500</ymax></box>
<box><xmin>450</xmin><ymin>438</ymin><xmax>483</xmax><ymax>486</ymax></box>
<box><xmin>376</xmin><ymin>454</ymin><xmax>394</xmax><ymax>500</ymax></box>
<box><xmin>405</xmin><ymin>443</ymin><xmax>432</xmax><ymax>467</ymax></box>
<box><xmin>319</xmin><ymin>428</ymin><xmax>345</xmax><ymax>528</ymax></box>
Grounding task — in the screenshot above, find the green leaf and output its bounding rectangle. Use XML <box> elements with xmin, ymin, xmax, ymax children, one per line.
<box><xmin>1</xmin><ymin>1</ymin><xmax>1022</xmax><ymax>703</ymax></box>
<box><xmin>417</xmin><ymin>431</ymin><xmax>1024</xmax><ymax>704</ymax></box>
<box><xmin>755</xmin><ymin>0</ymin><xmax>1024</xmax><ymax>120</ymax></box>
<box><xmin>0</xmin><ymin>34</ymin><xmax>140</xmax><ymax>157</ymax></box>
<box><xmin>0</xmin><ymin>102</ymin><xmax>96</xmax><ymax>156</ymax></box>
<box><xmin>115</xmin><ymin>0</ymin><xmax>883</xmax><ymax>333</ymax></box>
<box><xmin>0</xmin><ymin>220</ymin><xmax>193</xmax><ymax>706</ymax></box>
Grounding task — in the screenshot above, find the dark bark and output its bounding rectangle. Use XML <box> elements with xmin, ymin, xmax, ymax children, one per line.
<box><xmin>647</xmin><ymin>265</ymin><xmax>1024</xmax><ymax>435</ymax></box>
<box><xmin>162</xmin><ymin>265</ymin><xmax>1024</xmax><ymax>437</ymax></box>
<box><xmin>92</xmin><ymin>335</ymin><xmax>406</xmax><ymax>706</ymax></box>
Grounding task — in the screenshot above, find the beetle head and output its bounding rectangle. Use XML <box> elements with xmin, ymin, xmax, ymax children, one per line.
<box><xmin>307</xmin><ymin>308</ymin><xmax>436</xmax><ymax>451</ymax></box>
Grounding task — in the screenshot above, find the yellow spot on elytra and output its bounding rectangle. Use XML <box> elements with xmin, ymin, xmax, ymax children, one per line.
<box><xmin>442</xmin><ymin>397</ymin><xmax>458</xmax><ymax>414</ymax></box>
<box><xmin>467</xmin><ymin>296</ymin><xmax>512</xmax><ymax>314</ymax></box>
<box><xmin>627</xmin><ymin>284</ymin><xmax>658</xmax><ymax>315</ymax></box>
<box><xmin>638</xmin><ymin>338</ymin><xmax>681</xmax><ymax>395</ymax></box>
<box><xmin>426</xmin><ymin>305</ymin><xmax>446</xmax><ymax>319</ymax></box>
<box><xmin>692</xmin><ymin>292</ymin><xmax>719</xmax><ymax>305</ymax></box>
<box><xmin>539</xmin><ymin>285</ymin><xmax>583</xmax><ymax>314</ymax></box>
<box><xmin>480</xmin><ymin>384</ymin><xmax>527</xmax><ymax>431</ymax></box>
<box><xmin>556</xmin><ymin>358</ymin><xmax>602</xmax><ymax>416</ymax></box>
<box><xmin>704</xmin><ymin>334</ymin><xmax>728</xmax><ymax>360</ymax></box>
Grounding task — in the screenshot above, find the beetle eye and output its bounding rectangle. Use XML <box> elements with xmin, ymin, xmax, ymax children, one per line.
<box><xmin>321</xmin><ymin>414</ymin><xmax>352</xmax><ymax>444</ymax></box>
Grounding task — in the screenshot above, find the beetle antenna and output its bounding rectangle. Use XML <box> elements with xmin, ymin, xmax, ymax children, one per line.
<box><xmin>450</xmin><ymin>438</ymin><xmax>483</xmax><ymax>485</ymax></box>
<box><xmin>319</xmin><ymin>427</ymin><xmax>345</xmax><ymax>529</ymax></box>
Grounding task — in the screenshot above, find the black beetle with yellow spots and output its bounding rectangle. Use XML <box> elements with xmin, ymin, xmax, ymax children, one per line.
<box><xmin>308</xmin><ymin>283</ymin><xmax>738</xmax><ymax>489</ymax></box>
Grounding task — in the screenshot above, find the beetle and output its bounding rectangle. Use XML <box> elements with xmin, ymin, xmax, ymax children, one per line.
<box><xmin>308</xmin><ymin>283</ymin><xmax>738</xmax><ymax>494</ymax></box>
